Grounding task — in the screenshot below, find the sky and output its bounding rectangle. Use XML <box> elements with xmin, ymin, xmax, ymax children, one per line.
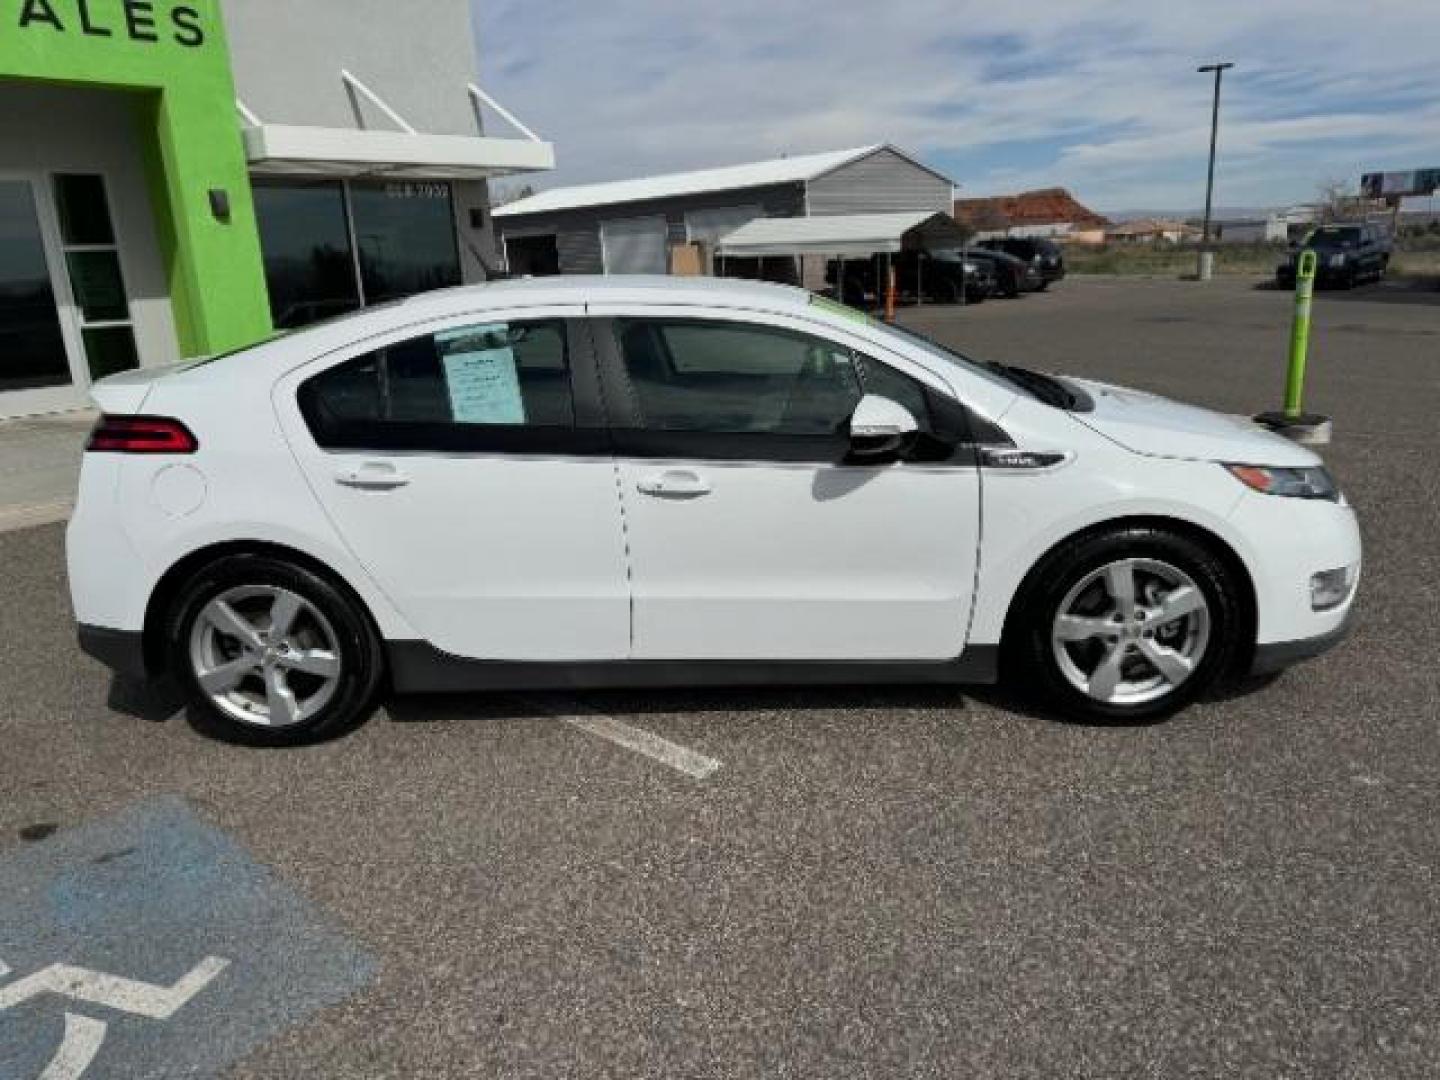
<box><xmin>472</xmin><ymin>1</ymin><xmax>1440</xmax><ymax>213</ymax></box>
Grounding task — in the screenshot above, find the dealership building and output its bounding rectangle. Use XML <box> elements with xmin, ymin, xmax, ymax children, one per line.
<box><xmin>0</xmin><ymin>0</ymin><xmax>552</xmax><ymax>418</ymax></box>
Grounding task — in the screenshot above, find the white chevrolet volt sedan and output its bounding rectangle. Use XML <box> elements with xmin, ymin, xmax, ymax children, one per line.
<box><xmin>67</xmin><ymin>276</ymin><xmax>1360</xmax><ymax>744</ymax></box>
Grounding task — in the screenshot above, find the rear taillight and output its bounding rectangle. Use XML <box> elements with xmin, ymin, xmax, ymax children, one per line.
<box><xmin>86</xmin><ymin>415</ymin><xmax>198</xmax><ymax>454</ymax></box>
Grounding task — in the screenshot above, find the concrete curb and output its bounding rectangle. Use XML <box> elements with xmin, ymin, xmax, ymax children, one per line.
<box><xmin>0</xmin><ymin>501</ymin><xmax>73</xmax><ymax>535</ymax></box>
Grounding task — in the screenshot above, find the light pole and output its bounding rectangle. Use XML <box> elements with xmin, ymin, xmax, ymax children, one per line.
<box><xmin>1196</xmin><ymin>61</ymin><xmax>1233</xmax><ymax>281</ymax></box>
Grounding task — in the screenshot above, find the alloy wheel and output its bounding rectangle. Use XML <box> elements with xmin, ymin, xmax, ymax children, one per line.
<box><xmin>188</xmin><ymin>585</ymin><xmax>342</xmax><ymax>728</ymax></box>
<box><xmin>1050</xmin><ymin>558</ymin><xmax>1211</xmax><ymax>706</ymax></box>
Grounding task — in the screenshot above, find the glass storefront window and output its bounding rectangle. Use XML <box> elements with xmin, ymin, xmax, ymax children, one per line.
<box><xmin>253</xmin><ymin>181</ymin><xmax>362</xmax><ymax>330</ymax></box>
<box><xmin>349</xmin><ymin>181</ymin><xmax>462</xmax><ymax>303</ymax></box>
<box><xmin>0</xmin><ymin>180</ymin><xmax>70</xmax><ymax>393</ymax></box>
<box><xmin>253</xmin><ymin>179</ymin><xmax>462</xmax><ymax>329</ymax></box>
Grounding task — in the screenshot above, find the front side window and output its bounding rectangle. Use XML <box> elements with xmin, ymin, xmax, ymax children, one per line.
<box><xmin>615</xmin><ymin>318</ymin><xmax>863</xmax><ymax>435</ymax></box>
<box><xmin>609</xmin><ymin>318</ymin><xmax>968</xmax><ymax>462</ymax></box>
<box><xmin>299</xmin><ymin>319</ymin><xmax>578</xmax><ymax>451</ymax></box>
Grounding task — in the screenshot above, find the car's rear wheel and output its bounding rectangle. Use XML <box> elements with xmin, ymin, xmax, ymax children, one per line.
<box><xmin>167</xmin><ymin>555</ymin><xmax>383</xmax><ymax>745</ymax></box>
<box><xmin>1009</xmin><ymin>526</ymin><xmax>1245</xmax><ymax>723</ymax></box>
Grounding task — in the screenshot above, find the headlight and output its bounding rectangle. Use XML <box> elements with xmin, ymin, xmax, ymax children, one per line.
<box><xmin>1328</xmin><ymin>253</ymin><xmax>1346</xmax><ymax>267</ymax></box>
<box><xmin>1225</xmin><ymin>464</ymin><xmax>1339</xmax><ymax>501</ymax></box>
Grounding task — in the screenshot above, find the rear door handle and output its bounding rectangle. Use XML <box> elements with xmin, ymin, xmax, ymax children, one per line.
<box><xmin>335</xmin><ymin>461</ymin><xmax>411</xmax><ymax>490</ymax></box>
<box><xmin>636</xmin><ymin>469</ymin><xmax>711</xmax><ymax>498</ymax></box>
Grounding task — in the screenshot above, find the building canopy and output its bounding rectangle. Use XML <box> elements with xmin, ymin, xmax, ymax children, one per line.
<box><xmin>715</xmin><ymin>212</ymin><xmax>969</xmax><ymax>258</ymax></box>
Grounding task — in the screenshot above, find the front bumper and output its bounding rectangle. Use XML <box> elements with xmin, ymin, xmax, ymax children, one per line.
<box><xmin>1277</xmin><ymin>263</ymin><xmax>1351</xmax><ymax>287</ymax></box>
<box><xmin>1227</xmin><ymin>488</ymin><xmax>1361</xmax><ymax>663</ymax></box>
<box><xmin>78</xmin><ymin>624</ymin><xmax>148</xmax><ymax>679</ymax></box>
<box><xmin>1250</xmin><ymin>610</ymin><xmax>1353</xmax><ymax>675</ymax></box>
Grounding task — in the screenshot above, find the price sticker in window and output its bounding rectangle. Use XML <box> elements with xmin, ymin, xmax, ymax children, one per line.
<box><xmin>437</xmin><ymin>325</ymin><xmax>526</xmax><ymax>425</ymax></box>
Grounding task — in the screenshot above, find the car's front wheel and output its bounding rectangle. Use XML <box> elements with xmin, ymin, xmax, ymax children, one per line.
<box><xmin>1010</xmin><ymin>526</ymin><xmax>1246</xmax><ymax>723</ymax></box>
<box><xmin>167</xmin><ymin>554</ymin><xmax>383</xmax><ymax>745</ymax></box>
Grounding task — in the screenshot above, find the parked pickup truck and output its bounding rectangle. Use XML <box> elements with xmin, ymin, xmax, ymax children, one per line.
<box><xmin>1277</xmin><ymin>223</ymin><xmax>1390</xmax><ymax>289</ymax></box>
<box><xmin>976</xmin><ymin>237</ymin><xmax>1066</xmax><ymax>289</ymax></box>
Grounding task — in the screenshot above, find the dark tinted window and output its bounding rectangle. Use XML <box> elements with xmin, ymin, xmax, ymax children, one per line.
<box><xmin>254</xmin><ymin>181</ymin><xmax>362</xmax><ymax>329</ymax></box>
<box><xmin>1307</xmin><ymin>226</ymin><xmax>1362</xmax><ymax>246</ymax></box>
<box><xmin>0</xmin><ymin>180</ymin><xmax>69</xmax><ymax>391</ymax></box>
<box><xmin>54</xmin><ymin>174</ymin><xmax>115</xmax><ymax>245</ymax></box>
<box><xmin>350</xmin><ymin>182</ymin><xmax>463</xmax><ymax>303</ymax></box>
<box><xmin>300</xmin><ymin>319</ymin><xmax>575</xmax><ymax>445</ymax></box>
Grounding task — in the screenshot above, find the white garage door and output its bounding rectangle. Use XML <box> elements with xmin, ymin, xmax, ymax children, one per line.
<box><xmin>684</xmin><ymin>205</ymin><xmax>761</xmax><ymax>244</ymax></box>
<box><xmin>601</xmin><ymin>215</ymin><xmax>668</xmax><ymax>274</ymax></box>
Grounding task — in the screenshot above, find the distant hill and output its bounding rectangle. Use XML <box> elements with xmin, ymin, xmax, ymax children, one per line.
<box><xmin>955</xmin><ymin>188</ymin><xmax>1110</xmax><ymax>230</ymax></box>
<box><xmin>1105</xmin><ymin>207</ymin><xmax>1275</xmax><ymax>222</ymax></box>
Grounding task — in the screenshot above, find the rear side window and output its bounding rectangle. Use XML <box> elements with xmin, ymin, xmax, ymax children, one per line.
<box><xmin>299</xmin><ymin>319</ymin><xmax>582</xmax><ymax>450</ymax></box>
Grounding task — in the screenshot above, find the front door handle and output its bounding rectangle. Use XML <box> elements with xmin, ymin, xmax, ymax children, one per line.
<box><xmin>636</xmin><ymin>469</ymin><xmax>711</xmax><ymax>498</ymax></box>
<box><xmin>335</xmin><ymin>461</ymin><xmax>411</xmax><ymax>490</ymax></box>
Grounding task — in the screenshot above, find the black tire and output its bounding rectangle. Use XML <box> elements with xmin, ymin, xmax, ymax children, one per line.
<box><xmin>1006</xmin><ymin>525</ymin><xmax>1247</xmax><ymax>724</ymax></box>
<box><xmin>166</xmin><ymin>554</ymin><xmax>383</xmax><ymax>745</ymax></box>
<box><xmin>1034</xmin><ymin>279</ymin><xmax>1049</xmax><ymax>292</ymax></box>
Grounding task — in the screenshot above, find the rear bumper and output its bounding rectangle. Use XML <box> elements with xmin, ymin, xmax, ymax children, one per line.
<box><xmin>1250</xmin><ymin>611</ymin><xmax>1352</xmax><ymax>676</ymax></box>
<box><xmin>78</xmin><ymin>624</ymin><xmax>148</xmax><ymax>679</ymax></box>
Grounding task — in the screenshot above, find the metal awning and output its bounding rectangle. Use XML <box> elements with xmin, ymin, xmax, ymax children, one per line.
<box><xmin>243</xmin><ymin>126</ymin><xmax>555</xmax><ymax>179</ymax></box>
<box><xmin>715</xmin><ymin>211</ymin><xmax>968</xmax><ymax>258</ymax></box>
<box><xmin>238</xmin><ymin>77</ymin><xmax>555</xmax><ymax>180</ymax></box>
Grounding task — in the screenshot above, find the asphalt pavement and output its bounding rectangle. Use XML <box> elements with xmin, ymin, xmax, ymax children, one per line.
<box><xmin>1</xmin><ymin>275</ymin><xmax>1437</xmax><ymax>1078</ymax></box>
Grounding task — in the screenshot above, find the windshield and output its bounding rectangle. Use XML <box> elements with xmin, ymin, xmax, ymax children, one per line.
<box><xmin>869</xmin><ymin>321</ymin><xmax>1077</xmax><ymax>408</ymax></box>
<box><xmin>1305</xmin><ymin>226</ymin><xmax>1361</xmax><ymax>247</ymax></box>
<box><xmin>805</xmin><ymin>294</ymin><xmax>1081</xmax><ymax>408</ymax></box>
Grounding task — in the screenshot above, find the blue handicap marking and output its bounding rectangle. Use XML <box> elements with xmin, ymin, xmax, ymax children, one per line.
<box><xmin>0</xmin><ymin>796</ymin><xmax>376</xmax><ymax>1078</ymax></box>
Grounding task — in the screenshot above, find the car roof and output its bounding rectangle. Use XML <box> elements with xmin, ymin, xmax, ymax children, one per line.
<box><xmin>220</xmin><ymin>276</ymin><xmax>820</xmax><ymax>366</ymax></box>
<box><xmin>173</xmin><ymin>273</ymin><xmax>1023</xmax><ymax>423</ymax></box>
<box><xmin>398</xmin><ymin>274</ymin><xmax>814</xmax><ymax>319</ymax></box>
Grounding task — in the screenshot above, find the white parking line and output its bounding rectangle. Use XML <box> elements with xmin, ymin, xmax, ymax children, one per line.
<box><xmin>562</xmin><ymin>713</ymin><xmax>721</xmax><ymax>779</ymax></box>
<box><xmin>38</xmin><ymin>1013</ymin><xmax>106</xmax><ymax>1080</ymax></box>
<box><xmin>525</xmin><ymin>696</ymin><xmax>721</xmax><ymax>779</ymax></box>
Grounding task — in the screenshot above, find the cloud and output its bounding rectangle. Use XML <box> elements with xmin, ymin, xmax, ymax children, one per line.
<box><xmin>473</xmin><ymin>0</ymin><xmax>1440</xmax><ymax>209</ymax></box>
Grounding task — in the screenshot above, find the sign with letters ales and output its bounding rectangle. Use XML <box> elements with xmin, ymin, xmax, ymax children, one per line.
<box><xmin>11</xmin><ymin>0</ymin><xmax>207</xmax><ymax>48</ymax></box>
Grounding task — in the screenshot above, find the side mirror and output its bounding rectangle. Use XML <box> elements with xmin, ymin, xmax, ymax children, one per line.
<box><xmin>848</xmin><ymin>394</ymin><xmax>919</xmax><ymax>461</ymax></box>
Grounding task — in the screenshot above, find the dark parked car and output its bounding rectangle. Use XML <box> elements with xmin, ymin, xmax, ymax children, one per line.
<box><xmin>960</xmin><ymin>248</ymin><xmax>1042</xmax><ymax>298</ymax></box>
<box><xmin>977</xmin><ymin>237</ymin><xmax>1066</xmax><ymax>288</ymax></box>
<box><xmin>827</xmin><ymin>250</ymin><xmax>992</xmax><ymax>306</ymax></box>
<box><xmin>1276</xmin><ymin>223</ymin><xmax>1390</xmax><ymax>289</ymax></box>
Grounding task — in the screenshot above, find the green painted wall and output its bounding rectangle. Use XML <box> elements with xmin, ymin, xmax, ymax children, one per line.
<box><xmin>0</xmin><ymin>0</ymin><xmax>273</xmax><ymax>356</ymax></box>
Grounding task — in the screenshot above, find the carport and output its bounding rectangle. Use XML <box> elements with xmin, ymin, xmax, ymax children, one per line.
<box><xmin>715</xmin><ymin>211</ymin><xmax>971</xmax><ymax>306</ymax></box>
